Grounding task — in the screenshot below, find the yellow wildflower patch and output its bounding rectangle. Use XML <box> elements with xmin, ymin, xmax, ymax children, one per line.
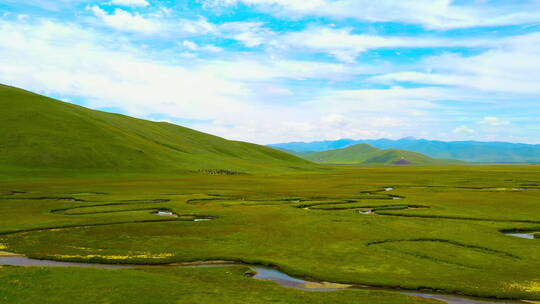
<box><xmin>507</xmin><ymin>281</ymin><xmax>540</xmax><ymax>293</ymax></box>
<box><xmin>301</xmin><ymin>282</ymin><xmax>352</xmax><ymax>289</ymax></box>
<box><xmin>68</xmin><ymin>246</ymin><xmax>105</xmax><ymax>252</ymax></box>
<box><xmin>0</xmin><ymin>251</ymin><xmax>21</xmax><ymax>257</ymax></box>
<box><xmin>0</xmin><ymin>243</ymin><xmax>6</xmax><ymax>250</ymax></box>
<box><xmin>50</xmin><ymin>252</ymin><xmax>173</xmax><ymax>260</ymax></box>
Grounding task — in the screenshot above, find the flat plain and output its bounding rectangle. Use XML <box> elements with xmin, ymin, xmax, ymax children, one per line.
<box><xmin>1</xmin><ymin>165</ymin><xmax>539</xmax><ymax>303</ymax></box>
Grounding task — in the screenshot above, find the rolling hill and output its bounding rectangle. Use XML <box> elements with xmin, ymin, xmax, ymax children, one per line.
<box><xmin>271</xmin><ymin>137</ymin><xmax>540</xmax><ymax>163</ymax></box>
<box><xmin>301</xmin><ymin>144</ymin><xmax>464</xmax><ymax>165</ymax></box>
<box><xmin>302</xmin><ymin>144</ymin><xmax>380</xmax><ymax>164</ymax></box>
<box><xmin>0</xmin><ymin>84</ymin><xmax>316</xmax><ymax>175</ymax></box>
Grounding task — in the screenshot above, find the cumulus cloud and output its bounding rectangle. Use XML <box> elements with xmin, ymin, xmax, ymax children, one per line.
<box><xmin>88</xmin><ymin>5</ymin><xmax>160</xmax><ymax>34</ymax></box>
<box><xmin>479</xmin><ymin>117</ymin><xmax>510</xmax><ymax>127</ymax></box>
<box><xmin>0</xmin><ymin>18</ymin><xmax>456</xmax><ymax>143</ymax></box>
<box><xmin>0</xmin><ymin>20</ymin><xmax>251</xmax><ymax>119</ymax></box>
<box><xmin>179</xmin><ymin>18</ymin><xmax>217</xmax><ymax>35</ymax></box>
<box><xmin>372</xmin><ymin>33</ymin><xmax>540</xmax><ymax>94</ymax></box>
<box><xmin>3</xmin><ymin>1</ymin><xmax>539</xmax><ymax>144</ymax></box>
<box><xmin>0</xmin><ymin>19</ymin><xmax>408</xmax><ymax>143</ymax></box>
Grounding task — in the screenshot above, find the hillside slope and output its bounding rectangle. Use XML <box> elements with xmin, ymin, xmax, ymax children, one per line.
<box><xmin>303</xmin><ymin>144</ymin><xmax>380</xmax><ymax>164</ymax></box>
<box><xmin>302</xmin><ymin>144</ymin><xmax>463</xmax><ymax>165</ymax></box>
<box><xmin>0</xmin><ymin>84</ymin><xmax>315</xmax><ymax>174</ymax></box>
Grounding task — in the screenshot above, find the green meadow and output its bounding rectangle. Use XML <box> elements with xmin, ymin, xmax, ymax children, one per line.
<box><xmin>1</xmin><ymin>166</ymin><xmax>540</xmax><ymax>303</ymax></box>
<box><xmin>2</xmin><ymin>85</ymin><xmax>540</xmax><ymax>303</ymax></box>
<box><xmin>0</xmin><ymin>265</ymin><xmax>435</xmax><ymax>304</ymax></box>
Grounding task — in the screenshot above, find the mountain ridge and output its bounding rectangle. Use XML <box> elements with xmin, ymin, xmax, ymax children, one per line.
<box><xmin>270</xmin><ymin>138</ymin><xmax>540</xmax><ymax>163</ymax></box>
<box><xmin>301</xmin><ymin>144</ymin><xmax>464</xmax><ymax>165</ymax></box>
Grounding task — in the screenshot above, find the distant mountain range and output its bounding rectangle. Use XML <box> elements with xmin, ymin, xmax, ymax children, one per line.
<box><xmin>301</xmin><ymin>144</ymin><xmax>464</xmax><ymax>165</ymax></box>
<box><xmin>270</xmin><ymin>138</ymin><xmax>540</xmax><ymax>163</ymax></box>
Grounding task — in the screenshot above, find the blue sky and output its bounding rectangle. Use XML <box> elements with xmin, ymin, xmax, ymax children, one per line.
<box><xmin>1</xmin><ymin>0</ymin><xmax>540</xmax><ymax>144</ymax></box>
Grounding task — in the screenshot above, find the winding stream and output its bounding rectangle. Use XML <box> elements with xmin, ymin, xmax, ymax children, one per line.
<box><xmin>0</xmin><ymin>255</ymin><xmax>130</xmax><ymax>268</ymax></box>
<box><xmin>155</xmin><ymin>211</ymin><xmax>178</xmax><ymax>217</ymax></box>
<box><xmin>504</xmin><ymin>232</ymin><xmax>539</xmax><ymax>239</ymax></box>
<box><xmin>1</xmin><ymin>186</ymin><xmax>536</xmax><ymax>303</ymax></box>
<box><xmin>0</xmin><ymin>254</ymin><xmax>525</xmax><ymax>304</ymax></box>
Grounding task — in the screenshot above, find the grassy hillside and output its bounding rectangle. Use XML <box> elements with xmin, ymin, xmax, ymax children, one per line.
<box><xmin>303</xmin><ymin>144</ymin><xmax>463</xmax><ymax>165</ymax></box>
<box><xmin>302</xmin><ymin>144</ymin><xmax>380</xmax><ymax>164</ymax></box>
<box><xmin>273</xmin><ymin>148</ymin><xmax>313</xmax><ymax>157</ymax></box>
<box><xmin>0</xmin><ymin>84</ymin><xmax>315</xmax><ymax>175</ymax></box>
<box><xmin>361</xmin><ymin>149</ymin><xmax>460</xmax><ymax>165</ymax></box>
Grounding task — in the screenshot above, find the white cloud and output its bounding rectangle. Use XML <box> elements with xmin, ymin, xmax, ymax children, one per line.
<box><xmin>182</xmin><ymin>40</ymin><xmax>222</xmax><ymax>52</ymax></box>
<box><xmin>182</xmin><ymin>40</ymin><xmax>198</xmax><ymax>50</ymax></box>
<box><xmin>204</xmin><ymin>0</ymin><xmax>326</xmax><ymax>11</ymax></box>
<box><xmin>306</xmin><ymin>87</ymin><xmax>444</xmax><ymax>115</ymax></box>
<box><xmin>111</xmin><ymin>0</ymin><xmax>150</xmax><ymax>7</ymax></box>
<box><xmin>372</xmin><ymin>33</ymin><xmax>540</xmax><ymax>94</ymax></box>
<box><xmin>0</xmin><ymin>19</ymin><xmax>454</xmax><ymax>144</ymax></box>
<box><xmin>0</xmin><ymin>19</ymin><xmax>393</xmax><ymax>143</ymax></box>
<box><xmin>243</xmin><ymin>86</ymin><xmax>451</xmax><ymax>142</ymax></box>
<box><xmin>1</xmin><ymin>15</ymin><xmax>536</xmax><ymax>144</ymax></box>
<box><xmin>203</xmin><ymin>0</ymin><xmax>540</xmax><ymax>30</ymax></box>
<box><xmin>219</xmin><ymin>22</ymin><xmax>273</xmax><ymax>47</ymax></box>
<box><xmin>203</xmin><ymin>23</ymin><xmax>499</xmax><ymax>62</ymax></box>
<box><xmin>88</xmin><ymin>6</ymin><xmax>160</xmax><ymax>34</ymax></box>
<box><xmin>197</xmin><ymin>59</ymin><xmax>359</xmax><ymax>82</ymax></box>
<box><xmin>453</xmin><ymin>125</ymin><xmax>476</xmax><ymax>135</ymax></box>
<box><xmin>479</xmin><ymin>117</ymin><xmax>510</xmax><ymax>127</ymax></box>
<box><xmin>0</xmin><ymin>20</ymin><xmax>251</xmax><ymax>120</ymax></box>
<box><xmin>17</xmin><ymin>14</ymin><xmax>29</xmax><ymax>22</ymax></box>
<box><xmin>179</xmin><ymin>52</ymin><xmax>197</xmax><ymax>58</ymax></box>
<box><xmin>86</xmin><ymin>9</ymin><xmax>255</xmax><ymax>42</ymax></box>
<box><xmin>321</xmin><ymin>114</ymin><xmax>349</xmax><ymax>128</ymax></box>
<box><xmin>279</xmin><ymin>26</ymin><xmax>489</xmax><ymax>62</ymax></box>
<box><xmin>179</xmin><ymin>18</ymin><xmax>217</xmax><ymax>35</ymax></box>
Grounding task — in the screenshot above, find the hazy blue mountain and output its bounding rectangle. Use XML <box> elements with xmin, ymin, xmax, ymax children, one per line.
<box><xmin>270</xmin><ymin>138</ymin><xmax>540</xmax><ymax>163</ymax></box>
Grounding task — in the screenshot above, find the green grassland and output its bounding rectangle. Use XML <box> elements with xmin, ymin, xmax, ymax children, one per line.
<box><xmin>1</xmin><ymin>166</ymin><xmax>540</xmax><ymax>303</ymax></box>
<box><xmin>302</xmin><ymin>144</ymin><xmax>463</xmax><ymax>165</ymax></box>
<box><xmin>1</xmin><ymin>84</ymin><xmax>539</xmax><ymax>303</ymax></box>
<box><xmin>0</xmin><ymin>84</ymin><xmax>315</xmax><ymax>176</ymax></box>
<box><xmin>0</xmin><ymin>265</ymin><xmax>438</xmax><ymax>304</ymax></box>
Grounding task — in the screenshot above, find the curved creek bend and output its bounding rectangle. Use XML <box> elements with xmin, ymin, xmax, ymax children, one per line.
<box><xmin>1</xmin><ymin>186</ymin><xmax>536</xmax><ymax>303</ymax></box>
<box><xmin>504</xmin><ymin>231</ymin><xmax>539</xmax><ymax>239</ymax></box>
<box><xmin>0</xmin><ymin>253</ymin><xmax>525</xmax><ymax>304</ymax></box>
